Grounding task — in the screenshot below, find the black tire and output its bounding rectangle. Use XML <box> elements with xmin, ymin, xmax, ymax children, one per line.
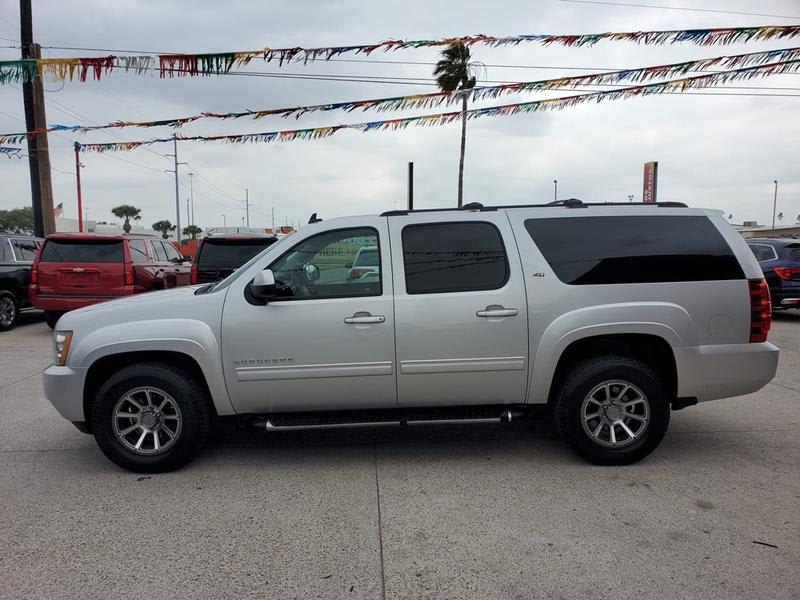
<box><xmin>554</xmin><ymin>356</ymin><xmax>670</xmax><ymax>465</ymax></box>
<box><xmin>91</xmin><ymin>363</ymin><xmax>212</xmax><ymax>472</ymax></box>
<box><xmin>43</xmin><ymin>310</ymin><xmax>64</xmax><ymax>329</ymax></box>
<box><xmin>0</xmin><ymin>291</ymin><xmax>19</xmax><ymax>332</ymax></box>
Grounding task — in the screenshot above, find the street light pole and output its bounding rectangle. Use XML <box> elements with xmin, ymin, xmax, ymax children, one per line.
<box><xmin>222</xmin><ymin>214</ymin><xmax>226</xmax><ymax>228</ymax></box>
<box><xmin>772</xmin><ymin>180</ymin><xmax>778</xmax><ymax>231</ymax></box>
<box><xmin>189</xmin><ymin>172</ymin><xmax>195</xmax><ymax>227</ymax></box>
<box><xmin>553</xmin><ymin>179</ymin><xmax>558</xmax><ymax>202</ymax></box>
<box><xmin>173</xmin><ymin>136</ymin><xmax>180</xmax><ymax>241</ymax></box>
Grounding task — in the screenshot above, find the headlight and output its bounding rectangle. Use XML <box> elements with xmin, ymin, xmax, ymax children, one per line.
<box><xmin>54</xmin><ymin>331</ymin><xmax>73</xmax><ymax>366</ymax></box>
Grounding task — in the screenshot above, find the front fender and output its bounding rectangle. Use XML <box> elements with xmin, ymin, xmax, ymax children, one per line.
<box><xmin>70</xmin><ymin>319</ymin><xmax>234</xmax><ymax>415</ymax></box>
<box><xmin>529</xmin><ymin>302</ymin><xmax>694</xmax><ymax>404</ymax></box>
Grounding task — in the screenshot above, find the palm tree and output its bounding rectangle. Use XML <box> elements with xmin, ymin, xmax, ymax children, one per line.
<box><xmin>111</xmin><ymin>205</ymin><xmax>142</xmax><ymax>233</ymax></box>
<box><xmin>152</xmin><ymin>220</ymin><xmax>176</xmax><ymax>239</ymax></box>
<box><xmin>183</xmin><ymin>225</ymin><xmax>203</xmax><ymax>240</ymax></box>
<box><xmin>434</xmin><ymin>43</ymin><xmax>479</xmax><ymax>208</ymax></box>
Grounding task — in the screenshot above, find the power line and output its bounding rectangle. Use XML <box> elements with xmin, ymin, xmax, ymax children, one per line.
<box><xmin>556</xmin><ymin>0</ymin><xmax>800</xmax><ymax>20</ymax></box>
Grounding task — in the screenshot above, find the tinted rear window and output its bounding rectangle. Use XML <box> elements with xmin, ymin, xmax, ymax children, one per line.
<box><xmin>402</xmin><ymin>222</ymin><xmax>509</xmax><ymax>294</ymax></box>
<box><xmin>199</xmin><ymin>239</ymin><xmax>274</xmax><ymax>264</ymax></box>
<box><xmin>40</xmin><ymin>239</ymin><xmax>124</xmax><ymax>263</ymax></box>
<box><xmin>787</xmin><ymin>245</ymin><xmax>800</xmax><ymax>262</ymax></box>
<box><xmin>525</xmin><ymin>215</ymin><xmax>744</xmax><ymax>285</ymax></box>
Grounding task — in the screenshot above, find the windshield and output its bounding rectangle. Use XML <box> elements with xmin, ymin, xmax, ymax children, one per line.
<box><xmin>201</xmin><ymin>234</ymin><xmax>295</xmax><ymax>293</ymax></box>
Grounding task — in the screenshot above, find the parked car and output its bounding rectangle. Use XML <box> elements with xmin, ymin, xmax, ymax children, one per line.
<box><xmin>191</xmin><ymin>233</ymin><xmax>278</xmax><ymax>284</ymax></box>
<box><xmin>348</xmin><ymin>244</ymin><xmax>380</xmax><ymax>280</ymax></box>
<box><xmin>747</xmin><ymin>238</ymin><xmax>800</xmax><ymax>310</ymax></box>
<box><xmin>30</xmin><ymin>233</ymin><xmax>192</xmax><ymax>328</ymax></box>
<box><xmin>43</xmin><ymin>200</ymin><xmax>778</xmax><ymax>472</ymax></box>
<box><xmin>0</xmin><ymin>233</ymin><xmax>42</xmax><ymax>331</ymax></box>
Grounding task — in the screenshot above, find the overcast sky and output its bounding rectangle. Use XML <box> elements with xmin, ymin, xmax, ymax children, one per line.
<box><xmin>1</xmin><ymin>0</ymin><xmax>798</xmax><ymax>230</ymax></box>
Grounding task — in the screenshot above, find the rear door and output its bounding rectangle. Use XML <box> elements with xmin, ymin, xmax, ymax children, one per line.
<box><xmin>388</xmin><ymin>212</ymin><xmax>529</xmax><ymax>407</ymax></box>
<box><xmin>37</xmin><ymin>238</ymin><xmax>125</xmax><ymax>297</ymax></box>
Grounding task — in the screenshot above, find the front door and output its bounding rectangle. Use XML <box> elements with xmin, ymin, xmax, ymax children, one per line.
<box><xmin>388</xmin><ymin>212</ymin><xmax>529</xmax><ymax>406</ymax></box>
<box><xmin>221</xmin><ymin>219</ymin><xmax>397</xmax><ymax>414</ymax></box>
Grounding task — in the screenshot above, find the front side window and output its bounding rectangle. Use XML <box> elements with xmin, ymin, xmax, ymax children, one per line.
<box><xmin>128</xmin><ymin>239</ymin><xmax>149</xmax><ymax>264</ymax></box>
<box><xmin>162</xmin><ymin>241</ymin><xmax>182</xmax><ymax>262</ymax></box>
<box><xmin>11</xmin><ymin>238</ymin><xmax>39</xmax><ymax>262</ymax></box>
<box><xmin>149</xmin><ymin>241</ymin><xmax>167</xmax><ymax>262</ymax></box>
<box><xmin>402</xmin><ymin>222</ymin><xmax>509</xmax><ymax>294</ymax></box>
<box><xmin>269</xmin><ymin>228</ymin><xmax>381</xmax><ymax>300</ymax></box>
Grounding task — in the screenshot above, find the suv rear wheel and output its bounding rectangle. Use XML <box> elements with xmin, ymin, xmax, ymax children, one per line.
<box><xmin>0</xmin><ymin>291</ymin><xmax>19</xmax><ymax>332</ymax></box>
<box><xmin>555</xmin><ymin>356</ymin><xmax>670</xmax><ymax>465</ymax></box>
<box><xmin>91</xmin><ymin>363</ymin><xmax>212</xmax><ymax>472</ymax></box>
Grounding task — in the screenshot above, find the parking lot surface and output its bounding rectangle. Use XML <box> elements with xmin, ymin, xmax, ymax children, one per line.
<box><xmin>2</xmin><ymin>310</ymin><xmax>799</xmax><ymax>599</ymax></box>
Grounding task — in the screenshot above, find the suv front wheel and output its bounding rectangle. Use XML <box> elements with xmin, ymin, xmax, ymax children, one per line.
<box><xmin>555</xmin><ymin>356</ymin><xmax>670</xmax><ymax>465</ymax></box>
<box><xmin>91</xmin><ymin>363</ymin><xmax>212</xmax><ymax>472</ymax></box>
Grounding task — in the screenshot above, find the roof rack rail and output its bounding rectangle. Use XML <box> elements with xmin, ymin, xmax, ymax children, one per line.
<box><xmin>380</xmin><ymin>199</ymin><xmax>687</xmax><ymax>216</ymax></box>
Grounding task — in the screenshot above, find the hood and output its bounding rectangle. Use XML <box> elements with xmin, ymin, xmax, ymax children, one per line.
<box><xmin>57</xmin><ymin>285</ymin><xmax>223</xmax><ymax>332</ymax></box>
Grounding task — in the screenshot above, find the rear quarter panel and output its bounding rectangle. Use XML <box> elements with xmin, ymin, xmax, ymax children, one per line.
<box><xmin>506</xmin><ymin>207</ymin><xmax>754</xmax><ymax>404</ymax></box>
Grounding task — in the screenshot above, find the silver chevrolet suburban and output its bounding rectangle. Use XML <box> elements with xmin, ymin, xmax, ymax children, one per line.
<box><xmin>43</xmin><ymin>201</ymin><xmax>779</xmax><ymax>472</ymax></box>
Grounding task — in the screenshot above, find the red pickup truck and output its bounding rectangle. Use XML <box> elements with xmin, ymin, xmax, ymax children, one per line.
<box><xmin>30</xmin><ymin>233</ymin><xmax>192</xmax><ymax>328</ymax></box>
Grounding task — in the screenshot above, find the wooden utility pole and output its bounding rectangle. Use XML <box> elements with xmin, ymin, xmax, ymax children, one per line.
<box><xmin>20</xmin><ymin>0</ymin><xmax>55</xmax><ymax>236</ymax></box>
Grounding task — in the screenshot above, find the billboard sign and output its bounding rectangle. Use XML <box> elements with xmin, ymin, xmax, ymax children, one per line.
<box><xmin>643</xmin><ymin>161</ymin><xmax>658</xmax><ymax>204</ymax></box>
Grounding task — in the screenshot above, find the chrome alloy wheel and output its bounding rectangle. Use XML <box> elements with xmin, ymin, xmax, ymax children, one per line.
<box><xmin>0</xmin><ymin>296</ymin><xmax>15</xmax><ymax>328</ymax></box>
<box><xmin>112</xmin><ymin>387</ymin><xmax>182</xmax><ymax>455</ymax></box>
<box><xmin>580</xmin><ymin>380</ymin><xmax>650</xmax><ymax>448</ymax></box>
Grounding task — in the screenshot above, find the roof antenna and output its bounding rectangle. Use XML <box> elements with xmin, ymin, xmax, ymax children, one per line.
<box><xmin>308</xmin><ymin>213</ymin><xmax>322</xmax><ymax>224</ymax></box>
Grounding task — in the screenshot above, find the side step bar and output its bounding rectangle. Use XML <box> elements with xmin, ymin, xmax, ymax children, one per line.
<box><xmin>247</xmin><ymin>408</ymin><xmax>527</xmax><ymax>432</ymax></box>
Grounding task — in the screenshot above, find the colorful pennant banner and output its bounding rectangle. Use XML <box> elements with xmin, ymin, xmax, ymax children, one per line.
<box><xmin>2</xmin><ymin>46</ymin><xmax>798</xmax><ymax>144</ymax></box>
<box><xmin>70</xmin><ymin>58</ymin><xmax>800</xmax><ymax>153</ymax></box>
<box><xmin>1</xmin><ymin>25</ymin><xmax>799</xmax><ymax>84</ymax></box>
<box><xmin>0</xmin><ymin>146</ymin><xmax>23</xmax><ymax>158</ymax></box>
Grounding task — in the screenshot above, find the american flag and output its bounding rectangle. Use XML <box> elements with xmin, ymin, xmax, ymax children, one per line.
<box><xmin>53</xmin><ymin>202</ymin><xmax>63</xmax><ymax>217</ymax></box>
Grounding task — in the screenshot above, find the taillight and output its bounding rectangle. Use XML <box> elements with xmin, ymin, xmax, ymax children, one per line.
<box><xmin>774</xmin><ymin>267</ymin><xmax>800</xmax><ymax>280</ymax></box>
<box><xmin>748</xmin><ymin>279</ymin><xmax>771</xmax><ymax>343</ymax></box>
<box><xmin>30</xmin><ymin>261</ymin><xmax>39</xmax><ymax>286</ymax></box>
<box><xmin>190</xmin><ymin>261</ymin><xmax>198</xmax><ymax>284</ymax></box>
<box><xmin>124</xmin><ymin>263</ymin><xmax>135</xmax><ymax>286</ymax></box>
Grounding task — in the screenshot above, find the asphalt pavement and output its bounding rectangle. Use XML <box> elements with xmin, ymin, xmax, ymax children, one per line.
<box><xmin>1</xmin><ymin>310</ymin><xmax>799</xmax><ymax>599</ymax></box>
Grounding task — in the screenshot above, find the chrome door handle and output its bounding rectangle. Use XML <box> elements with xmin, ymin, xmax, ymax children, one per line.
<box><xmin>476</xmin><ymin>305</ymin><xmax>519</xmax><ymax>318</ymax></box>
<box><xmin>344</xmin><ymin>312</ymin><xmax>386</xmax><ymax>324</ymax></box>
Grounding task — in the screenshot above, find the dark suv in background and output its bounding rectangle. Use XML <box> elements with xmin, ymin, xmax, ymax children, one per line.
<box><xmin>30</xmin><ymin>233</ymin><xmax>192</xmax><ymax>328</ymax></box>
<box><xmin>191</xmin><ymin>233</ymin><xmax>278</xmax><ymax>284</ymax></box>
<box><xmin>748</xmin><ymin>238</ymin><xmax>800</xmax><ymax>310</ymax></box>
<box><xmin>0</xmin><ymin>233</ymin><xmax>43</xmax><ymax>331</ymax></box>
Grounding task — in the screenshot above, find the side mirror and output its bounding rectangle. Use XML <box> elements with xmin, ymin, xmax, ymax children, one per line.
<box><xmin>182</xmin><ymin>255</ymin><xmax>192</xmax><ymax>262</ymax></box>
<box><xmin>251</xmin><ymin>269</ymin><xmax>277</xmax><ymax>300</ymax></box>
<box><xmin>344</xmin><ymin>262</ymin><xmax>353</xmax><ymax>269</ymax></box>
<box><xmin>303</xmin><ymin>263</ymin><xmax>320</xmax><ymax>283</ymax></box>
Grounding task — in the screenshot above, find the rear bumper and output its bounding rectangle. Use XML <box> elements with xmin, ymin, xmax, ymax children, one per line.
<box><xmin>771</xmin><ymin>290</ymin><xmax>800</xmax><ymax>308</ymax></box>
<box><xmin>675</xmin><ymin>342</ymin><xmax>779</xmax><ymax>402</ymax></box>
<box><xmin>29</xmin><ymin>290</ymin><xmax>117</xmax><ymax>311</ymax></box>
<box><xmin>43</xmin><ymin>364</ymin><xmax>88</xmax><ymax>422</ymax></box>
